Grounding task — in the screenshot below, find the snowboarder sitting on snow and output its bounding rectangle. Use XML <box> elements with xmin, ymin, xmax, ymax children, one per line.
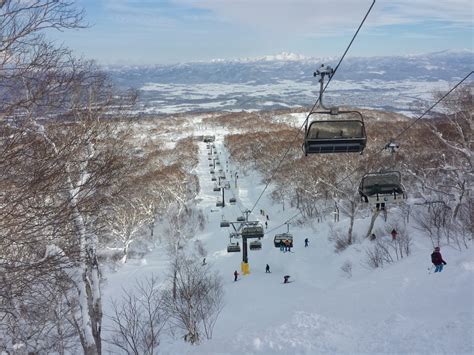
<box><xmin>234</xmin><ymin>270</ymin><xmax>239</xmax><ymax>281</ymax></box>
<box><xmin>266</xmin><ymin>264</ymin><xmax>270</xmax><ymax>273</ymax></box>
<box><xmin>283</xmin><ymin>275</ymin><xmax>290</xmax><ymax>283</ymax></box>
<box><xmin>431</xmin><ymin>246</ymin><xmax>447</xmax><ymax>273</ymax></box>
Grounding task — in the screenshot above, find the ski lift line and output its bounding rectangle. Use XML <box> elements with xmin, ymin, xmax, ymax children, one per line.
<box><xmin>249</xmin><ymin>0</ymin><xmax>376</xmax><ymax>215</ymax></box>
<box><xmin>333</xmin><ymin>71</ymin><xmax>474</xmax><ymax>188</ymax></box>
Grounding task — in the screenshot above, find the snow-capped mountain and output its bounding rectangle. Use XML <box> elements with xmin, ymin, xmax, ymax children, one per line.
<box><xmin>107</xmin><ymin>50</ymin><xmax>473</xmax><ymax>115</ymax></box>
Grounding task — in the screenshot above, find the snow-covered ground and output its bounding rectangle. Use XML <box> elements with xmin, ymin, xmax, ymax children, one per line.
<box><xmin>102</xmin><ymin>123</ymin><xmax>473</xmax><ymax>355</ymax></box>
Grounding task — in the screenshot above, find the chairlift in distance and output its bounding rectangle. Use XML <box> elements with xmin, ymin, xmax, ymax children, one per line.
<box><xmin>241</xmin><ymin>223</ymin><xmax>264</xmax><ymax>239</ymax></box>
<box><xmin>384</xmin><ymin>139</ymin><xmax>400</xmax><ymax>154</ymax></box>
<box><xmin>203</xmin><ymin>135</ymin><xmax>215</xmax><ymax>143</ymax></box>
<box><xmin>211</xmin><ymin>176</ymin><xmax>216</xmax><ymax>181</ymax></box>
<box><xmin>229</xmin><ymin>197</ymin><xmax>237</xmax><ymax>204</ymax></box>
<box><xmin>359</xmin><ymin>171</ymin><xmax>406</xmax><ymax>210</ymax></box>
<box><xmin>220</xmin><ymin>219</ymin><xmax>230</xmax><ymax>228</ymax></box>
<box><xmin>249</xmin><ymin>240</ymin><xmax>262</xmax><ymax>250</ymax></box>
<box><xmin>304</xmin><ymin>64</ymin><xmax>366</xmax><ymax>155</ymax></box>
<box><xmin>216</xmin><ymin>198</ymin><xmax>224</xmax><ymax>207</ymax></box>
<box><xmin>236</xmin><ymin>216</ymin><xmax>245</xmax><ymax>222</ymax></box>
<box><xmin>274</xmin><ymin>233</ymin><xmax>293</xmax><ymax>248</ymax></box>
<box><xmin>213</xmin><ymin>184</ymin><xmax>221</xmax><ymax>191</ymax></box>
<box><xmin>210</xmin><ymin>169</ymin><xmax>215</xmax><ymax>174</ymax></box>
<box><xmin>227</xmin><ymin>242</ymin><xmax>240</xmax><ymax>253</ymax></box>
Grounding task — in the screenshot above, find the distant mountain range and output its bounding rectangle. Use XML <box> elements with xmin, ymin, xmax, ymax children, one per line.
<box><xmin>106</xmin><ymin>50</ymin><xmax>473</xmax><ymax>115</ymax></box>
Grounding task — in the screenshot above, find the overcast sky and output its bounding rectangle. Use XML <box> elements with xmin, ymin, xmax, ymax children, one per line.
<box><xmin>54</xmin><ymin>0</ymin><xmax>473</xmax><ymax>65</ymax></box>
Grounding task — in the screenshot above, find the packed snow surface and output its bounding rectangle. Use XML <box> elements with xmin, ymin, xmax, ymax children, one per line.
<box><xmin>102</xmin><ymin>124</ymin><xmax>473</xmax><ymax>355</ymax></box>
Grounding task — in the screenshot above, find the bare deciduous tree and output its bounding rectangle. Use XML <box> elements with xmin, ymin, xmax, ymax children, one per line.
<box><xmin>108</xmin><ymin>276</ymin><xmax>167</xmax><ymax>355</ymax></box>
<box><xmin>163</xmin><ymin>256</ymin><xmax>224</xmax><ymax>344</ymax></box>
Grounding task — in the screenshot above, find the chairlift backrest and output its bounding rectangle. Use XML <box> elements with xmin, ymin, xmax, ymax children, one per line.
<box><xmin>227</xmin><ymin>243</ymin><xmax>240</xmax><ymax>253</ymax></box>
<box><xmin>304</xmin><ymin>110</ymin><xmax>366</xmax><ymax>155</ymax></box>
<box><xmin>359</xmin><ymin>171</ymin><xmax>402</xmax><ymax>196</ymax></box>
<box><xmin>274</xmin><ymin>233</ymin><xmax>293</xmax><ymax>247</ymax></box>
<box><xmin>249</xmin><ymin>240</ymin><xmax>262</xmax><ymax>250</ymax></box>
<box><xmin>242</xmin><ymin>224</ymin><xmax>264</xmax><ymax>238</ymax></box>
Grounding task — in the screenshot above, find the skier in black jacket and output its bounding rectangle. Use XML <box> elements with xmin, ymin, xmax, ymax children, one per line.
<box><xmin>431</xmin><ymin>246</ymin><xmax>447</xmax><ymax>273</ymax></box>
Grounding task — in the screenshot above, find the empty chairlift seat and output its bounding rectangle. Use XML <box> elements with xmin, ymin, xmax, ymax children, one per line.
<box><xmin>359</xmin><ymin>171</ymin><xmax>406</xmax><ymax>206</ymax></box>
<box><xmin>304</xmin><ymin>111</ymin><xmax>366</xmax><ymax>155</ymax></box>
<box><xmin>216</xmin><ymin>198</ymin><xmax>224</xmax><ymax>207</ymax></box>
<box><xmin>236</xmin><ymin>216</ymin><xmax>245</xmax><ymax>222</ymax></box>
<box><xmin>241</xmin><ymin>223</ymin><xmax>264</xmax><ymax>239</ymax></box>
<box><xmin>249</xmin><ymin>240</ymin><xmax>262</xmax><ymax>250</ymax></box>
<box><xmin>229</xmin><ymin>197</ymin><xmax>237</xmax><ymax>204</ymax></box>
<box><xmin>203</xmin><ymin>135</ymin><xmax>215</xmax><ymax>143</ymax></box>
<box><xmin>220</xmin><ymin>220</ymin><xmax>230</xmax><ymax>228</ymax></box>
<box><xmin>273</xmin><ymin>233</ymin><xmax>293</xmax><ymax>248</ymax></box>
<box><xmin>227</xmin><ymin>243</ymin><xmax>240</xmax><ymax>253</ymax></box>
<box><xmin>213</xmin><ymin>184</ymin><xmax>220</xmax><ymax>191</ymax></box>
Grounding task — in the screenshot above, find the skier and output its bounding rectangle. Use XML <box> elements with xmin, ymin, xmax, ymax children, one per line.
<box><xmin>234</xmin><ymin>270</ymin><xmax>239</xmax><ymax>281</ymax></box>
<box><xmin>431</xmin><ymin>246</ymin><xmax>447</xmax><ymax>273</ymax></box>
<box><xmin>266</xmin><ymin>214</ymin><xmax>269</xmax><ymax>221</ymax></box>
<box><xmin>370</xmin><ymin>233</ymin><xmax>376</xmax><ymax>241</ymax></box>
<box><xmin>265</xmin><ymin>221</ymin><xmax>268</xmax><ymax>229</ymax></box>
<box><xmin>202</xmin><ymin>258</ymin><xmax>206</xmax><ymax>266</ymax></box>
<box><xmin>265</xmin><ymin>264</ymin><xmax>270</xmax><ymax>273</ymax></box>
<box><xmin>283</xmin><ymin>275</ymin><xmax>291</xmax><ymax>283</ymax></box>
<box><xmin>391</xmin><ymin>229</ymin><xmax>397</xmax><ymax>241</ymax></box>
<box><xmin>304</xmin><ymin>238</ymin><xmax>309</xmax><ymax>247</ymax></box>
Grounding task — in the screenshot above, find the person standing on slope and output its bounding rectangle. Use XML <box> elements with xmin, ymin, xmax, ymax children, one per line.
<box><xmin>304</xmin><ymin>238</ymin><xmax>309</xmax><ymax>247</ymax></box>
<box><xmin>234</xmin><ymin>270</ymin><xmax>239</xmax><ymax>281</ymax></box>
<box><xmin>431</xmin><ymin>246</ymin><xmax>447</xmax><ymax>273</ymax></box>
<box><xmin>265</xmin><ymin>264</ymin><xmax>271</xmax><ymax>273</ymax></box>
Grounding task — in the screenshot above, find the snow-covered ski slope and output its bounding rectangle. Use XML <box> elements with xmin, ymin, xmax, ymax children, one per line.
<box><xmin>103</xmin><ymin>118</ymin><xmax>473</xmax><ymax>355</ymax></box>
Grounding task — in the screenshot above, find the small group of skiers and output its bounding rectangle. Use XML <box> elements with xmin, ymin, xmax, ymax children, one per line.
<box><xmin>279</xmin><ymin>239</ymin><xmax>293</xmax><ymax>252</ymax></box>
<box><xmin>235</xmin><ymin>265</ymin><xmax>290</xmax><ymax>283</ymax></box>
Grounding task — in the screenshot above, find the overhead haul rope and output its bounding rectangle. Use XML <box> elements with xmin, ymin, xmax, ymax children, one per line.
<box><xmin>248</xmin><ymin>0</ymin><xmax>377</xmax><ymax>216</ymax></box>
<box><xmin>267</xmin><ymin>71</ymin><xmax>474</xmax><ymax>233</ymax></box>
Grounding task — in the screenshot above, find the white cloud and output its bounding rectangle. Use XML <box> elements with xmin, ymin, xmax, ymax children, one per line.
<box><xmin>173</xmin><ymin>0</ymin><xmax>473</xmax><ymax>34</ymax></box>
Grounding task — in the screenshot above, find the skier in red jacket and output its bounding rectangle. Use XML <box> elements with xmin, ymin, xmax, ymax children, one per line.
<box><xmin>431</xmin><ymin>246</ymin><xmax>447</xmax><ymax>273</ymax></box>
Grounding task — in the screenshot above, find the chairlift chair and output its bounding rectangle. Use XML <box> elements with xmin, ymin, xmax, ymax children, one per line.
<box><xmin>359</xmin><ymin>171</ymin><xmax>406</xmax><ymax>208</ymax></box>
<box><xmin>304</xmin><ymin>110</ymin><xmax>367</xmax><ymax>155</ymax></box>
<box><xmin>274</xmin><ymin>233</ymin><xmax>293</xmax><ymax>248</ymax></box>
<box><xmin>249</xmin><ymin>240</ymin><xmax>262</xmax><ymax>250</ymax></box>
<box><xmin>213</xmin><ymin>184</ymin><xmax>221</xmax><ymax>191</ymax></box>
<box><xmin>236</xmin><ymin>216</ymin><xmax>245</xmax><ymax>222</ymax></box>
<box><xmin>216</xmin><ymin>199</ymin><xmax>224</xmax><ymax>207</ymax></box>
<box><xmin>227</xmin><ymin>242</ymin><xmax>241</xmax><ymax>253</ymax></box>
<box><xmin>241</xmin><ymin>224</ymin><xmax>264</xmax><ymax>238</ymax></box>
<box><xmin>220</xmin><ymin>220</ymin><xmax>230</xmax><ymax>228</ymax></box>
<box><xmin>211</xmin><ymin>176</ymin><xmax>216</xmax><ymax>181</ymax></box>
<box><xmin>229</xmin><ymin>197</ymin><xmax>237</xmax><ymax>204</ymax></box>
<box><xmin>215</xmin><ymin>161</ymin><xmax>221</xmax><ymax>165</ymax></box>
